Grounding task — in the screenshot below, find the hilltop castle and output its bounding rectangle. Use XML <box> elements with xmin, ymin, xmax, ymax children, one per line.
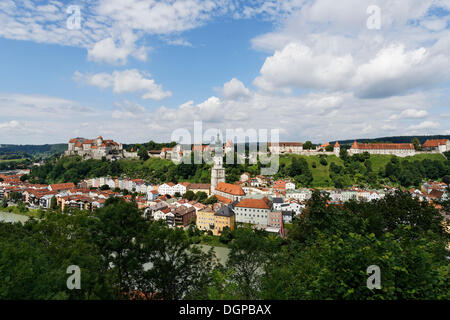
<box><xmin>65</xmin><ymin>136</ymin><xmax>138</xmax><ymax>160</ymax></box>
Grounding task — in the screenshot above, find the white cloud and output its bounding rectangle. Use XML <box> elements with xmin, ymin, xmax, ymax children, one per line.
<box><xmin>253</xmin><ymin>42</ymin><xmax>450</xmax><ymax>98</ymax></box>
<box><xmin>221</xmin><ymin>78</ymin><xmax>251</xmax><ymax>100</ymax></box>
<box><xmin>74</xmin><ymin>69</ymin><xmax>172</xmax><ymax>100</ymax></box>
<box><xmin>87</xmin><ymin>30</ymin><xmax>148</xmax><ymax>65</ymax></box>
<box><xmin>389</xmin><ymin>109</ymin><xmax>428</xmax><ymax>120</ymax></box>
<box><xmin>0</xmin><ymin>0</ymin><xmax>235</xmax><ymax>65</ymax></box>
<box><xmin>0</xmin><ymin>120</ymin><xmax>20</xmax><ymax>130</ymax></box>
<box><xmin>352</xmin><ymin>45</ymin><xmax>447</xmax><ymax>98</ymax></box>
<box><xmin>0</xmin><ymin>87</ymin><xmax>448</xmax><ymax>145</ymax></box>
<box><xmin>421</xmin><ymin>19</ymin><xmax>448</xmax><ymax>31</ymax></box>
<box><xmin>250</xmin><ymin>0</ymin><xmax>450</xmax><ymax>98</ymax></box>
<box><xmin>254</xmin><ymin>42</ymin><xmax>354</xmax><ymax>92</ymax></box>
<box><xmin>408</xmin><ymin>120</ymin><xmax>440</xmax><ymax>130</ymax></box>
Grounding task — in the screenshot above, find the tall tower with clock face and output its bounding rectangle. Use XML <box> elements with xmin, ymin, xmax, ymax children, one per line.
<box><xmin>211</xmin><ymin>133</ymin><xmax>225</xmax><ymax>193</ymax></box>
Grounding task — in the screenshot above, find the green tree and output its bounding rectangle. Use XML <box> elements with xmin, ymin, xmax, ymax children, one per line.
<box><xmin>225</xmin><ymin>227</ymin><xmax>274</xmax><ymax>299</ymax></box>
<box><xmin>411</xmin><ymin>137</ymin><xmax>421</xmax><ymax>151</ymax></box>
<box><xmin>89</xmin><ymin>198</ymin><xmax>148</xmax><ymax>299</ymax></box>
<box><xmin>303</xmin><ymin>141</ymin><xmax>314</xmax><ymax>150</ymax></box>
<box><xmin>184</xmin><ymin>190</ymin><xmax>195</xmax><ymax>201</ymax></box>
<box><xmin>1</xmin><ymin>197</ymin><xmax>7</xmax><ymax>208</ymax></box>
<box><xmin>139</xmin><ymin>221</ymin><xmax>217</xmax><ymax>299</ymax></box>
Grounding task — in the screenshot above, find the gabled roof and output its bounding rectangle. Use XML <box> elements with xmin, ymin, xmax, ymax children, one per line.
<box><xmin>215</xmin><ymin>194</ymin><xmax>233</xmax><ymax>204</ymax></box>
<box><xmin>423</xmin><ymin>139</ymin><xmax>449</xmax><ymax>148</ymax></box>
<box><xmin>236</xmin><ymin>198</ymin><xmax>271</xmax><ymax>209</ymax></box>
<box><xmin>50</xmin><ymin>182</ymin><xmax>75</xmax><ymax>191</ymax></box>
<box><xmin>268</xmin><ymin>142</ymin><xmax>303</xmax><ymax>147</ymax></box>
<box><xmin>351</xmin><ymin>141</ymin><xmax>414</xmax><ymax>150</ymax></box>
<box><xmin>215</xmin><ymin>182</ymin><xmax>245</xmax><ymax>196</ymax></box>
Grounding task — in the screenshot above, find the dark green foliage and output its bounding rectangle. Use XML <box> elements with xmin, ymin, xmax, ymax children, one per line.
<box><xmin>0</xmin><ymin>191</ymin><xmax>448</xmax><ymax>300</ymax></box>
<box><xmin>261</xmin><ymin>191</ymin><xmax>449</xmax><ymax>300</ymax></box>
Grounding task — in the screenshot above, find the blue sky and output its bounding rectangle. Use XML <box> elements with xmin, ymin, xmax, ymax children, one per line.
<box><xmin>0</xmin><ymin>0</ymin><xmax>449</xmax><ymax>144</ymax></box>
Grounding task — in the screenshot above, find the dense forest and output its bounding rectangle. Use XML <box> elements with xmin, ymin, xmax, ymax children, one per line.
<box><xmin>0</xmin><ymin>192</ymin><xmax>448</xmax><ymax>299</ymax></box>
<box><xmin>0</xmin><ymin>144</ymin><xmax>67</xmax><ymax>159</ymax></box>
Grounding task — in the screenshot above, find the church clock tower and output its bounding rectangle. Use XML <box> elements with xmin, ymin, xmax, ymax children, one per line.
<box><xmin>211</xmin><ymin>133</ymin><xmax>225</xmax><ymax>193</ymax></box>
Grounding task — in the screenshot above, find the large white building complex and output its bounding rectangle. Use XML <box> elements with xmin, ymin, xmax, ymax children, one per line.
<box><xmin>349</xmin><ymin>141</ymin><xmax>416</xmax><ymax>157</ymax></box>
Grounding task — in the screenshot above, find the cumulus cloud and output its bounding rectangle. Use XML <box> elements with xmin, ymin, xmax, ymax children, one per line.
<box><xmin>253</xmin><ymin>42</ymin><xmax>449</xmax><ymax>98</ymax></box>
<box><xmin>221</xmin><ymin>78</ymin><xmax>251</xmax><ymax>100</ymax></box>
<box><xmin>389</xmin><ymin>109</ymin><xmax>428</xmax><ymax>120</ymax></box>
<box><xmin>254</xmin><ymin>42</ymin><xmax>354</xmax><ymax>92</ymax></box>
<box><xmin>87</xmin><ymin>30</ymin><xmax>148</xmax><ymax>65</ymax></box>
<box><xmin>74</xmin><ymin>69</ymin><xmax>172</xmax><ymax>100</ymax></box>
<box><xmin>250</xmin><ymin>0</ymin><xmax>450</xmax><ymax>99</ymax></box>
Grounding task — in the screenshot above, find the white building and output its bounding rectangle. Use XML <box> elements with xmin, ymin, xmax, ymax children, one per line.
<box><xmin>158</xmin><ymin>183</ymin><xmax>176</xmax><ymax>196</ymax></box>
<box><xmin>285</xmin><ymin>182</ymin><xmax>296</xmax><ymax>191</ymax></box>
<box><xmin>268</xmin><ymin>142</ymin><xmax>303</xmax><ymax>154</ymax></box>
<box><xmin>285</xmin><ymin>189</ymin><xmax>312</xmax><ymax>202</ymax></box>
<box><xmin>234</xmin><ymin>198</ymin><xmax>272</xmax><ymax>226</ymax></box>
<box><xmin>349</xmin><ymin>141</ymin><xmax>415</xmax><ymax>157</ymax></box>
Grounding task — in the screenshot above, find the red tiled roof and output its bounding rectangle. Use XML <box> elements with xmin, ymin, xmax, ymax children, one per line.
<box><xmin>215</xmin><ymin>194</ymin><xmax>233</xmax><ymax>204</ymax></box>
<box><xmin>351</xmin><ymin>141</ymin><xmax>414</xmax><ymax>150</ymax></box>
<box><xmin>236</xmin><ymin>198</ymin><xmax>271</xmax><ymax>209</ymax></box>
<box><xmin>268</xmin><ymin>142</ymin><xmax>303</xmax><ymax>147</ymax></box>
<box><xmin>422</xmin><ymin>139</ymin><xmax>448</xmax><ymax>148</ymax></box>
<box><xmin>215</xmin><ymin>182</ymin><xmax>245</xmax><ymax>196</ymax></box>
<box><xmin>50</xmin><ymin>182</ymin><xmax>75</xmax><ymax>191</ymax></box>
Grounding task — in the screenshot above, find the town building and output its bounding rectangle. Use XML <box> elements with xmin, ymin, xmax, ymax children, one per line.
<box><xmin>349</xmin><ymin>141</ymin><xmax>415</xmax><ymax>157</ymax></box>
<box><xmin>211</xmin><ymin>134</ymin><xmax>226</xmax><ymax>193</ymax></box>
<box><xmin>234</xmin><ymin>197</ymin><xmax>271</xmax><ymax>226</ymax></box>
<box><xmin>213</xmin><ymin>182</ymin><xmax>245</xmax><ymax>204</ymax></box>
<box><xmin>268</xmin><ymin>142</ymin><xmax>303</xmax><ymax>154</ymax></box>
<box><xmin>214</xmin><ymin>205</ymin><xmax>235</xmax><ymax>235</ymax></box>
<box><xmin>196</xmin><ymin>207</ymin><xmax>216</xmax><ymax>233</ymax></box>
<box><xmin>422</xmin><ymin>139</ymin><xmax>450</xmax><ymax>153</ymax></box>
<box><xmin>173</xmin><ymin>205</ymin><xmax>196</xmax><ymax>227</ymax></box>
<box><xmin>187</xmin><ymin>183</ymin><xmax>211</xmax><ymax>196</ymax></box>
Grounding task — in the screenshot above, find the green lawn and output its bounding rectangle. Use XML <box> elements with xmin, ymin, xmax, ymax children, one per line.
<box><xmin>280</xmin><ymin>153</ymin><xmax>447</xmax><ymax>188</ymax></box>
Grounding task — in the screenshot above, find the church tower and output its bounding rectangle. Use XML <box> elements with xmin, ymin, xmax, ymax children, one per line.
<box><xmin>211</xmin><ymin>133</ymin><xmax>225</xmax><ymax>193</ymax></box>
<box><xmin>334</xmin><ymin>141</ymin><xmax>340</xmax><ymax>157</ymax></box>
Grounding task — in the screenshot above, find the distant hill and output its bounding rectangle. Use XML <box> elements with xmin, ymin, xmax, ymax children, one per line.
<box><xmin>0</xmin><ymin>144</ymin><xmax>67</xmax><ymax>159</ymax></box>
<box><xmin>331</xmin><ymin>135</ymin><xmax>450</xmax><ymax>146</ymax></box>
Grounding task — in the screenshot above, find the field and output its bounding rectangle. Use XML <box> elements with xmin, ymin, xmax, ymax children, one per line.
<box><xmin>279</xmin><ymin>153</ymin><xmax>447</xmax><ymax>188</ymax></box>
